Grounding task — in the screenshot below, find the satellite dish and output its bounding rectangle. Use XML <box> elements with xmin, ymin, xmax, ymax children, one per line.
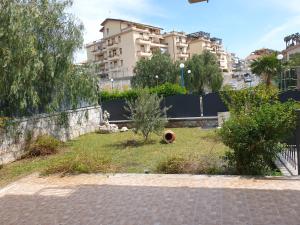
<box><xmin>188</xmin><ymin>0</ymin><xmax>208</xmax><ymax>3</ymax></box>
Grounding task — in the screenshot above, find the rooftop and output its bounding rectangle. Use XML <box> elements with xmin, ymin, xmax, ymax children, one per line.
<box><xmin>100</xmin><ymin>18</ymin><xmax>163</xmax><ymax>30</ymax></box>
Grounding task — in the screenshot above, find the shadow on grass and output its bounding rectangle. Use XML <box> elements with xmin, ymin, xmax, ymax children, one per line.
<box><xmin>104</xmin><ymin>139</ymin><xmax>157</xmax><ymax>149</ymax></box>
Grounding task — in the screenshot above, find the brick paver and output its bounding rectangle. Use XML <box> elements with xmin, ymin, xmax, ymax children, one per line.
<box><xmin>1</xmin><ymin>174</ymin><xmax>300</xmax><ymax>225</ymax></box>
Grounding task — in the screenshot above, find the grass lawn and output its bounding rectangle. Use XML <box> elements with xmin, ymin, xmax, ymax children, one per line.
<box><xmin>0</xmin><ymin>128</ymin><xmax>229</xmax><ymax>187</ymax></box>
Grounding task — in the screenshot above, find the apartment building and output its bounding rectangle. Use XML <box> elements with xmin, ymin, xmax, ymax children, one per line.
<box><xmin>186</xmin><ymin>32</ymin><xmax>231</xmax><ymax>72</ymax></box>
<box><xmin>283</xmin><ymin>33</ymin><xmax>300</xmax><ymax>60</ymax></box>
<box><xmin>162</xmin><ymin>31</ymin><xmax>189</xmax><ymax>61</ymax></box>
<box><xmin>282</xmin><ymin>33</ymin><xmax>300</xmax><ymax>90</ymax></box>
<box><xmin>86</xmin><ymin>18</ymin><xmax>232</xmax><ymax>89</ymax></box>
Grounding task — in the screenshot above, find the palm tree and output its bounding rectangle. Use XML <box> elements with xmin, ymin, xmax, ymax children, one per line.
<box><xmin>250</xmin><ymin>54</ymin><xmax>281</xmax><ymax>86</ymax></box>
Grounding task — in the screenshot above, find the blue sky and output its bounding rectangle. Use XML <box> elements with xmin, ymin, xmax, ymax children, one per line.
<box><xmin>71</xmin><ymin>0</ymin><xmax>300</xmax><ymax>62</ymax></box>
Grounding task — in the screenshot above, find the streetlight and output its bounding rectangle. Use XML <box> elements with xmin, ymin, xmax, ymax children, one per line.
<box><xmin>110</xmin><ymin>78</ymin><xmax>114</xmax><ymax>90</ymax></box>
<box><xmin>277</xmin><ymin>54</ymin><xmax>284</xmax><ymax>90</ymax></box>
<box><xmin>155</xmin><ymin>75</ymin><xmax>159</xmax><ymax>87</ymax></box>
<box><xmin>187</xmin><ymin>70</ymin><xmax>191</xmax><ymax>75</ymax></box>
<box><xmin>180</xmin><ymin>63</ymin><xmax>185</xmax><ymax>87</ymax></box>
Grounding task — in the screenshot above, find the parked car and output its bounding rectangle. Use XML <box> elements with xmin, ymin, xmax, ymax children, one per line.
<box><xmin>244</xmin><ymin>77</ymin><xmax>252</xmax><ymax>83</ymax></box>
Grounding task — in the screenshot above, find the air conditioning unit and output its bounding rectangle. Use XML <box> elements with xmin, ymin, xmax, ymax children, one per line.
<box><xmin>188</xmin><ymin>0</ymin><xmax>208</xmax><ymax>3</ymax></box>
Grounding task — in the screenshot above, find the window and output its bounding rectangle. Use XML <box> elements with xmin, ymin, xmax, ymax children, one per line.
<box><xmin>119</xmin><ymin>48</ymin><xmax>122</xmax><ymax>55</ymax></box>
<box><xmin>121</xmin><ymin>60</ymin><xmax>123</xmax><ymax>66</ymax></box>
<box><xmin>106</xmin><ymin>28</ymin><xmax>109</xmax><ymax>35</ymax></box>
<box><xmin>118</xmin><ymin>36</ymin><xmax>121</xmax><ymax>42</ymax></box>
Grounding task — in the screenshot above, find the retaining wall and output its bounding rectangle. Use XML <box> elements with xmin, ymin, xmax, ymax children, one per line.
<box><xmin>0</xmin><ymin>106</ymin><xmax>102</xmax><ymax>165</ymax></box>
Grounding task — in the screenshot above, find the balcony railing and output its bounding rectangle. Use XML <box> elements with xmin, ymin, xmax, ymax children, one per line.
<box><xmin>177</xmin><ymin>52</ymin><xmax>189</xmax><ymax>58</ymax></box>
<box><xmin>137</xmin><ymin>51</ymin><xmax>152</xmax><ymax>57</ymax></box>
<box><xmin>136</xmin><ymin>38</ymin><xmax>151</xmax><ymax>45</ymax></box>
<box><xmin>176</xmin><ymin>42</ymin><xmax>188</xmax><ymax>47</ymax></box>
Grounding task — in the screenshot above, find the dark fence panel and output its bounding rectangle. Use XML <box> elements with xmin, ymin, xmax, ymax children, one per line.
<box><xmin>202</xmin><ymin>92</ymin><xmax>228</xmax><ymax>117</ymax></box>
<box><xmin>279</xmin><ymin>90</ymin><xmax>300</xmax><ymax>102</ymax></box>
<box><xmin>102</xmin><ymin>99</ymin><xmax>129</xmax><ymax>121</ymax></box>
<box><xmin>164</xmin><ymin>95</ymin><xmax>201</xmax><ymax>118</ymax></box>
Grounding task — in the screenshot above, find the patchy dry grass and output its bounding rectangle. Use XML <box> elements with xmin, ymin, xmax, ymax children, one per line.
<box><xmin>0</xmin><ymin>128</ymin><xmax>229</xmax><ymax>187</ymax></box>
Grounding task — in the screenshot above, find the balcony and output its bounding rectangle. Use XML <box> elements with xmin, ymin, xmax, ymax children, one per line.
<box><xmin>109</xmin><ymin>67</ymin><xmax>121</xmax><ymax>72</ymax></box>
<box><xmin>177</xmin><ymin>52</ymin><xmax>189</xmax><ymax>58</ymax></box>
<box><xmin>94</xmin><ymin>59</ymin><xmax>105</xmax><ymax>65</ymax></box>
<box><xmin>107</xmin><ymin>41</ymin><xmax>119</xmax><ymax>49</ymax></box>
<box><xmin>136</xmin><ymin>38</ymin><xmax>151</xmax><ymax>45</ymax></box>
<box><xmin>108</xmin><ymin>54</ymin><xmax>120</xmax><ymax>61</ymax></box>
<box><xmin>137</xmin><ymin>51</ymin><xmax>152</xmax><ymax>57</ymax></box>
<box><xmin>176</xmin><ymin>42</ymin><xmax>188</xmax><ymax>47</ymax></box>
<box><xmin>150</xmin><ymin>42</ymin><xmax>168</xmax><ymax>48</ymax></box>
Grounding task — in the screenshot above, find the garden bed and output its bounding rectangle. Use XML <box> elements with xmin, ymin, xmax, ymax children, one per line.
<box><xmin>0</xmin><ymin>128</ymin><xmax>228</xmax><ymax>187</ymax></box>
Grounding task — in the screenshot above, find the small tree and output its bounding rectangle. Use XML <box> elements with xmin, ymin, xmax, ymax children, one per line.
<box><xmin>125</xmin><ymin>90</ymin><xmax>168</xmax><ymax>141</ymax></box>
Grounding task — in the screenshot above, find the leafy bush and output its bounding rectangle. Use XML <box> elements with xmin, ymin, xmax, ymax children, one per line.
<box><xmin>156</xmin><ymin>154</ymin><xmax>224</xmax><ymax>174</ymax></box>
<box><xmin>156</xmin><ymin>157</ymin><xmax>187</xmax><ymax>174</ymax></box>
<box><xmin>125</xmin><ymin>90</ymin><xmax>168</xmax><ymax>141</ymax></box>
<box><xmin>150</xmin><ymin>83</ymin><xmax>186</xmax><ymax>97</ymax></box>
<box><xmin>99</xmin><ymin>83</ymin><xmax>186</xmax><ymax>102</ymax></box>
<box><xmin>28</xmin><ymin>135</ymin><xmax>62</xmax><ymax>157</ymax></box>
<box><xmin>221</xmin><ymin>84</ymin><xmax>279</xmax><ymax>115</ymax></box>
<box><xmin>219</xmin><ymin>87</ymin><xmax>296</xmax><ymax>175</ymax></box>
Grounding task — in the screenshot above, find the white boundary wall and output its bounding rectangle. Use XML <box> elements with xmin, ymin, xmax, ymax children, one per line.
<box><xmin>0</xmin><ymin>106</ymin><xmax>102</xmax><ymax>165</ymax></box>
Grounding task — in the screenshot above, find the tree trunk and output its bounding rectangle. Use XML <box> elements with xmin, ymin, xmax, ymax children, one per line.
<box><xmin>265</xmin><ymin>73</ymin><xmax>271</xmax><ymax>86</ymax></box>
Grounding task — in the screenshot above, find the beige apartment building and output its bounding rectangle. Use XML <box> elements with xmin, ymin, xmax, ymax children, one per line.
<box><xmin>186</xmin><ymin>32</ymin><xmax>230</xmax><ymax>72</ymax></box>
<box><xmin>86</xmin><ymin>18</ymin><xmax>231</xmax><ymax>90</ymax></box>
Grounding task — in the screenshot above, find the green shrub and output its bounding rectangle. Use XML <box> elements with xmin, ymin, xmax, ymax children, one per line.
<box><xmin>99</xmin><ymin>83</ymin><xmax>186</xmax><ymax>102</ymax></box>
<box><xmin>28</xmin><ymin>135</ymin><xmax>62</xmax><ymax>157</ymax></box>
<box><xmin>156</xmin><ymin>154</ymin><xmax>224</xmax><ymax>174</ymax></box>
<box><xmin>221</xmin><ymin>84</ymin><xmax>279</xmax><ymax>115</ymax></box>
<box><xmin>219</xmin><ymin>101</ymin><xmax>296</xmax><ymax>175</ymax></box>
<box><xmin>156</xmin><ymin>157</ymin><xmax>187</xmax><ymax>174</ymax></box>
<box><xmin>149</xmin><ymin>83</ymin><xmax>186</xmax><ymax>97</ymax></box>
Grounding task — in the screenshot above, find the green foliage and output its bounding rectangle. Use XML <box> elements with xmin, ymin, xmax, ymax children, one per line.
<box><xmin>43</xmin><ymin>153</ymin><xmax>112</xmax><ymax>175</ymax></box>
<box><xmin>0</xmin><ymin>0</ymin><xmax>98</xmax><ymax>117</ymax></box>
<box><xmin>55</xmin><ymin>112</ymin><xmax>70</xmax><ymax>129</ymax></box>
<box><xmin>131</xmin><ymin>51</ymin><xmax>179</xmax><ymax>88</ymax></box>
<box><xmin>150</xmin><ymin>82</ymin><xmax>187</xmax><ymax>96</ymax></box>
<box><xmin>100</xmin><ymin>83</ymin><xmax>186</xmax><ymax>102</ymax></box>
<box><xmin>125</xmin><ymin>90</ymin><xmax>168</xmax><ymax>141</ymax></box>
<box><xmin>219</xmin><ymin>86</ymin><xmax>297</xmax><ymax>175</ymax></box>
<box><xmin>28</xmin><ymin>135</ymin><xmax>62</xmax><ymax>157</ymax></box>
<box><xmin>185</xmin><ymin>51</ymin><xmax>223</xmax><ymax>94</ymax></box>
<box><xmin>289</xmin><ymin>53</ymin><xmax>300</xmax><ymax>67</ymax></box>
<box><xmin>100</xmin><ymin>89</ymin><xmax>139</xmax><ymax>102</ymax></box>
<box><xmin>156</xmin><ymin>154</ymin><xmax>224</xmax><ymax>174</ymax></box>
<box><xmin>250</xmin><ymin>54</ymin><xmax>281</xmax><ymax>86</ymax></box>
<box><xmin>222</xmin><ymin>84</ymin><xmax>279</xmax><ymax>115</ymax></box>
<box><xmin>156</xmin><ymin>156</ymin><xmax>186</xmax><ymax>174</ymax></box>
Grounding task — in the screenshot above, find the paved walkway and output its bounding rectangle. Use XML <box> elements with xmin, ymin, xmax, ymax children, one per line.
<box><xmin>1</xmin><ymin>174</ymin><xmax>300</xmax><ymax>225</ymax></box>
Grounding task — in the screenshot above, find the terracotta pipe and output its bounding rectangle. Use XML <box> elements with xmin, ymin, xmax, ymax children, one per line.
<box><xmin>163</xmin><ymin>130</ymin><xmax>176</xmax><ymax>144</ymax></box>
